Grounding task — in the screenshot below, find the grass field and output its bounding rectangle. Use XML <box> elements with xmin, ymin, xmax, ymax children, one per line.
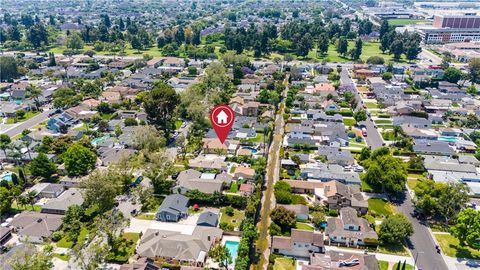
<box><xmin>343</xmin><ymin>118</ymin><xmax>357</xmax><ymax>126</ymax></box>
<box><xmin>295</xmin><ymin>222</ymin><xmax>314</xmax><ymax>231</ymax></box>
<box><xmin>388</xmin><ymin>19</ymin><xmax>430</xmax><ymax>26</ymax></box>
<box><xmin>6</xmin><ymin>111</ymin><xmax>40</xmax><ymax>124</ymax></box>
<box><xmin>435</xmin><ymin>234</ymin><xmax>480</xmax><ymax>259</ymax></box>
<box><xmin>220</xmin><ymin>207</ymin><xmax>245</xmax><ymax>229</ymax></box>
<box><xmin>368</xmin><ymin>198</ymin><xmax>396</xmax><ymax>217</ymax></box>
<box><xmin>49</xmin><ymin>44</ymin><xmax>163</xmax><ymax>57</ymax></box>
<box><xmin>273</xmin><ymin>257</ymin><xmax>295</xmax><ymax>270</ymax></box>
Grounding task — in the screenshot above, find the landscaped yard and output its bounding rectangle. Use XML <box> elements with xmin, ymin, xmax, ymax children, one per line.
<box><xmin>392</xmin><ymin>262</ymin><xmax>414</xmax><ymax>270</ymax></box>
<box><xmin>375</xmin><ymin>119</ymin><xmax>392</xmax><ymax>124</ymax></box>
<box><xmin>56</xmin><ymin>227</ymin><xmax>90</xmax><ymax>249</ymax></box>
<box><xmin>229</xmin><ymin>182</ymin><xmax>239</xmax><ymax>193</ymax></box>
<box><xmin>136</xmin><ymin>213</ymin><xmax>155</xmax><ymax>220</ymax></box>
<box><xmin>435</xmin><ymin>234</ymin><xmax>480</xmax><ymax>259</ymax></box>
<box><xmin>295</xmin><ymin>222</ymin><xmax>314</xmax><ymax>231</ymax></box>
<box><xmin>377</xmin><ymin>242</ymin><xmax>410</xmax><ymax>256</ymax></box>
<box><xmin>365</xmin><ymin>102</ymin><xmax>379</xmax><ymax>109</ymax></box>
<box><xmin>378</xmin><ymin>260</ymin><xmax>389</xmax><ymax>270</ymax></box>
<box><xmin>220</xmin><ymin>207</ymin><xmax>245</xmax><ymax>229</ymax></box>
<box><xmin>244</xmin><ymin>133</ymin><xmax>264</xmax><ymax>143</ymax></box>
<box><xmin>343</xmin><ymin>118</ymin><xmax>357</xmax><ymax>127</ymax></box>
<box><xmin>361</xmin><ymin>179</ymin><xmax>374</xmax><ymax>193</ymax></box>
<box><xmin>53</xmin><ymin>253</ymin><xmax>71</xmax><ymax>261</ymax></box>
<box><xmin>273</xmin><ymin>257</ymin><xmax>295</xmax><ymax>270</ymax></box>
<box><xmin>6</xmin><ymin>111</ymin><xmax>40</xmax><ymax>124</ymax></box>
<box><xmin>368</xmin><ymin>198</ymin><xmax>396</xmax><ymax>217</ymax></box>
<box><xmin>107</xmin><ymin>232</ymin><xmax>140</xmax><ymax>263</ymax></box>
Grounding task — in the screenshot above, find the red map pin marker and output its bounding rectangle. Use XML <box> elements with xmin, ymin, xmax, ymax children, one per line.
<box><xmin>210</xmin><ymin>105</ymin><xmax>235</xmax><ymax>144</ymax></box>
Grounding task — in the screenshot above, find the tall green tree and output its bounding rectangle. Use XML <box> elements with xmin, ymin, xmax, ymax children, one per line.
<box><xmin>336</xmin><ymin>37</ymin><xmax>348</xmax><ymax>57</ymax></box>
<box><xmin>317</xmin><ymin>32</ymin><xmax>329</xmax><ymax>56</ymax></box>
<box><xmin>0</xmin><ymin>56</ymin><xmax>19</xmax><ymax>81</ymax></box>
<box><xmin>296</xmin><ymin>33</ymin><xmax>313</xmax><ymax>58</ymax></box>
<box><xmin>351</xmin><ymin>38</ymin><xmax>363</xmax><ymax>60</ymax></box>
<box><xmin>390</xmin><ymin>38</ymin><xmax>404</xmax><ymax>60</ymax></box>
<box><xmin>29</xmin><ymin>153</ymin><xmax>57</xmax><ymax>180</ymax></box>
<box><xmin>66</xmin><ymin>32</ymin><xmax>84</xmax><ymax>51</ymax></box>
<box><xmin>451</xmin><ymin>208</ymin><xmax>480</xmax><ymax>247</ymax></box>
<box><xmin>379</xmin><ymin>214</ymin><xmax>413</xmax><ymax>244</ymax></box>
<box><xmin>63</xmin><ymin>143</ymin><xmax>96</xmax><ymax>176</ymax></box>
<box><xmin>443</xmin><ymin>67</ymin><xmax>463</xmax><ymax>84</ymax></box>
<box><xmin>469</xmin><ymin>58</ymin><xmax>480</xmax><ymax>84</ymax></box>
<box><xmin>0</xmin><ymin>134</ymin><xmax>11</xmax><ymax>159</ymax></box>
<box><xmin>27</xmin><ymin>23</ymin><xmax>49</xmax><ymax>49</ymax></box>
<box><xmin>143</xmin><ymin>82</ymin><xmax>180</xmax><ymax>137</ymax></box>
<box><xmin>208</xmin><ymin>244</ymin><xmax>232</xmax><ymax>270</ymax></box>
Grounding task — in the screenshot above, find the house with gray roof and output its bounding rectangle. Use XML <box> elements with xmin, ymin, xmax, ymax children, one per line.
<box><xmin>28</xmin><ymin>183</ymin><xmax>64</xmax><ymax>199</ymax></box>
<box><xmin>173</xmin><ymin>169</ymin><xmax>232</xmax><ymax>195</ymax></box>
<box><xmin>413</xmin><ymin>140</ymin><xmax>455</xmax><ymax>156</ymax></box>
<box><xmin>325</xmin><ymin>207</ymin><xmax>378</xmax><ymax>247</ymax></box>
<box><xmin>271</xmin><ymin>229</ymin><xmax>324</xmax><ymax>258</ymax></box>
<box><xmin>316</xmin><ymin>146</ymin><xmax>355</xmax><ymax>166</ymax></box>
<box><xmin>41</xmin><ymin>188</ymin><xmax>84</xmax><ymax>215</ymax></box>
<box><xmin>136</xmin><ymin>226</ymin><xmax>223</xmax><ymax>266</ymax></box>
<box><xmin>155</xmin><ymin>194</ymin><xmax>189</xmax><ymax>222</ymax></box>
<box><xmin>197</xmin><ymin>211</ymin><xmax>219</xmax><ymax>227</ymax></box>
<box><xmin>301</xmin><ymin>163</ymin><xmax>361</xmax><ymax>185</ymax></box>
<box><xmin>304</xmin><ymin>251</ymin><xmax>379</xmax><ymax>270</ymax></box>
<box><xmin>9</xmin><ymin>212</ymin><xmax>63</xmax><ymax>243</ymax></box>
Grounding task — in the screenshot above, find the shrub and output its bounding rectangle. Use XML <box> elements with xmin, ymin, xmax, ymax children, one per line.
<box><xmin>219</xmin><ymin>221</ymin><xmax>234</xmax><ymax>231</ymax></box>
<box><xmin>51</xmin><ymin>231</ymin><xmax>64</xmax><ymax>242</ymax></box>
<box><xmin>327</xmin><ymin>209</ymin><xmax>339</xmax><ymax>217</ymax></box>
<box><xmin>225</xmin><ymin>206</ymin><xmax>234</xmax><ymax>216</ymax></box>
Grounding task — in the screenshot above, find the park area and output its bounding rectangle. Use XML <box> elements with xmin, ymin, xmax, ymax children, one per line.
<box><xmin>387</xmin><ymin>19</ymin><xmax>430</xmax><ymax>26</ymax></box>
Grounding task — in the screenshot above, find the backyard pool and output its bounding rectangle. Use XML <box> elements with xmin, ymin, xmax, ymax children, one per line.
<box><xmin>225</xmin><ymin>240</ymin><xmax>239</xmax><ymax>262</ymax></box>
<box><xmin>242</xmin><ymin>147</ymin><xmax>257</xmax><ymax>154</ymax></box>
<box><xmin>91</xmin><ymin>135</ymin><xmax>110</xmax><ymax>146</ymax></box>
<box><xmin>438</xmin><ymin>136</ymin><xmax>458</xmax><ymax>142</ymax></box>
<box><xmin>0</xmin><ymin>172</ymin><xmax>13</xmax><ymax>182</ymax></box>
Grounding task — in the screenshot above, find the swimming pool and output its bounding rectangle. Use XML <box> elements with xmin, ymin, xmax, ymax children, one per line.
<box><xmin>242</xmin><ymin>147</ymin><xmax>257</xmax><ymax>154</ymax></box>
<box><xmin>438</xmin><ymin>136</ymin><xmax>458</xmax><ymax>142</ymax></box>
<box><xmin>225</xmin><ymin>240</ymin><xmax>239</xmax><ymax>262</ymax></box>
<box><xmin>1</xmin><ymin>172</ymin><xmax>13</xmax><ymax>182</ymax></box>
<box><xmin>91</xmin><ymin>135</ymin><xmax>110</xmax><ymax>146</ymax></box>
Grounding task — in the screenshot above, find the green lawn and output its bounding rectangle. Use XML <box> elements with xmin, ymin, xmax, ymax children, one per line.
<box><xmin>388</xmin><ymin>19</ymin><xmax>430</xmax><ymax>26</ymax></box>
<box><xmin>361</xmin><ymin>179</ymin><xmax>374</xmax><ymax>192</ymax></box>
<box><xmin>377</xmin><ymin>242</ymin><xmax>410</xmax><ymax>256</ymax></box>
<box><xmin>273</xmin><ymin>257</ymin><xmax>295</xmax><ymax>270</ymax></box>
<box><xmin>220</xmin><ymin>207</ymin><xmax>245</xmax><ymax>229</ymax></box>
<box><xmin>136</xmin><ymin>213</ymin><xmax>155</xmax><ymax>220</ymax></box>
<box><xmin>229</xmin><ymin>182</ymin><xmax>239</xmax><ymax>193</ymax></box>
<box><xmin>53</xmin><ymin>253</ymin><xmax>71</xmax><ymax>261</ymax></box>
<box><xmin>365</xmin><ymin>102</ymin><xmax>379</xmax><ymax>109</ymax></box>
<box><xmin>11</xmin><ymin>202</ymin><xmax>42</xmax><ymax>212</ymax></box>
<box><xmin>307</xmin><ymin>41</ymin><xmax>400</xmax><ymax>63</ymax></box>
<box><xmin>295</xmin><ymin>222</ymin><xmax>314</xmax><ymax>231</ymax></box>
<box><xmin>49</xmin><ymin>44</ymin><xmax>163</xmax><ymax>57</ymax></box>
<box><xmin>392</xmin><ymin>262</ymin><xmax>414</xmax><ymax>270</ymax></box>
<box><xmin>107</xmin><ymin>232</ymin><xmax>140</xmax><ymax>263</ymax></box>
<box><xmin>56</xmin><ymin>227</ymin><xmax>89</xmax><ymax>249</ymax></box>
<box><xmin>378</xmin><ymin>260</ymin><xmax>389</xmax><ymax>270</ymax></box>
<box><xmin>375</xmin><ymin>119</ymin><xmax>392</xmax><ymax>124</ymax></box>
<box><xmin>435</xmin><ymin>234</ymin><xmax>480</xmax><ymax>259</ymax></box>
<box><xmin>175</xmin><ymin>120</ymin><xmax>183</xmax><ymax>130</ymax></box>
<box><xmin>343</xmin><ymin>118</ymin><xmax>357</xmax><ymax>126</ymax></box>
<box><xmin>368</xmin><ymin>198</ymin><xmax>396</xmax><ymax>217</ymax></box>
<box><xmin>6</xmin><ymin>111</ymin><xmax>40</xmax><ymax>124</ymax></box>
<box><xmin>244</xmin><ymin>133</ymin><xmax>264</xmax><ymax>143</ymax></box>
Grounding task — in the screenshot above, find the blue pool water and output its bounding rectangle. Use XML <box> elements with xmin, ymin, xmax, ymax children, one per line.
<box><xmin>242</xmin><ymin>147</ymin><xmax>257</xmax><ymax>154</ymax></box>
<box><xmin>225</xmin><ymin>240</ymin><xmax>239</xmax><ymax>262</ymax></box>
<box><xmin>438</xmin><ymin>136</ymin><xmax>458</xmax><ymax>142</ymax></box>
<box><xmin>1</xmin><ymin>173</ymin><xmax>13</xmax><ymax>182</ymax></box>
<box><xmin>91</xmin><ymin>135</ymin><xmax>110</xmax><ymax>146</ymax></box>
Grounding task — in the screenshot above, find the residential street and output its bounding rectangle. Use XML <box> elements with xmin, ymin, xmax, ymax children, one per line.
<box><xmin>396</xmin><ymin>191</ymin><xmax>450</xmax><ymax>270</ymax></box>
<box><xmin>1</xmin><ymin>109</ymin><xmax>53</xmax><ymax>137</ymax></box>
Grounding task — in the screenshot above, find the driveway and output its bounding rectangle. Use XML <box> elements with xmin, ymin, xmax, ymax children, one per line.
<box><xmin>396</xmin><ymin>191</ymin><xmax>450</xmax><ymax>270</ymax></box>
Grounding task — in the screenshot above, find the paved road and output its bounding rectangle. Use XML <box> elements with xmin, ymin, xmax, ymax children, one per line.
<box><xmin>396</xmin><ymin>191</ymin><xmax>450</xmax><ymax>270</ymax></box>
<box><xmin>1</xmin><ymin>109</ymin><xmax>53</xmax><ymax>137</ymax></box>
<box><xmin>344</xmin><ymin>69</ymin><xmax>384</xmax><ymax>150</ymax></box>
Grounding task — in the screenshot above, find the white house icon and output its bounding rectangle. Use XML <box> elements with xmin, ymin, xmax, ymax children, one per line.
<box><xmin>216</xmin><ymin>110</ymin><xmax>228</xmax><ymax>124</ymax></box>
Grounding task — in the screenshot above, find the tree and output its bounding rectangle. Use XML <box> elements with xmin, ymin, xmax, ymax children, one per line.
<box><xmin>63</xmin><ymin>143</ymin><xmax>96</xmax><ymax>176</ymax></box>
<box><xmin>29</xmin><ymin>153</ymin><xmax>57</xmax><ymax>180</ymax></box>
<box><xmin>0</xmin><ymin>134</ymin><xmax>11</xmax><ymax>160</ymax></box>
<box><xmin>451</xmin><ymin>208</ymin><xmax>480</xmax><ymax>247</ymax></box>
<box><xmin>318</xmin><ymin>33</ymin><xmax>329</xmax><ymax>55</ymax></box>
<box><xmin>63</xmin><ymin>205</ymin><xmax>84</xmax><ymax>243</ymax></box>
<box><xmin>7</xmin><ymin>243</ymin><xmax>54</xmax><ymax>270</ymax></box>
<box><xmin>336</xmin><ymin>37</ymin><xmax>348</xmax><ymax>57</ymax></box>
<box><xmin>209</xmin><ymin>244</ymin><xmax>232</xmax><ymax>270</ymax></box>
<box><xmin>0</xmin><ymin>56</ymin><xmax>19</xmax><ymax>81</ymax></box>
<box><xmin>270</xmin><ymin>206</ymin><xmax>296</xmax><ymax>232</ymax></box>
<box><xmin>66</xmin><ymin>32</ymin><xmax>84</xmax><ymax>51</ymax></box>
<box><xmin>379</xmin><ymin>214</ymin><xmax>413</xmax><ymax>244</ymax></box>
<box><xmin>311</xmin><ymin>211</ymin><xmax>326</xmax><ymax>227</ymax></box>
<box><xmin>131</xmin><ymin>35</ymin><xmax>141</xmax><ymax>52</ymax></box>
<box><xmin>132</xmin><ymin>125</ymin><xmax>166</xmax><ymax>152</ymax></box>
<box><xmin>351</xmin><ymin>38</ymin><xmax>363</xmax><ymax>60</ymax></box>
<box><xmin>469</xmin><ymin>58</ymin><xmax>480</xmax><ymax>84</ymax></box>
<box><xmin>404</xmin><ymin>33</ymin><xmax>422</xmax><ymax>61</ymax></box>
<box><xmin>27</xmin><ymin>84</ymin><xmax>42</xmax><ymax>110</ymax></box>
<box><xmin>467</xmin><ymin>85</ymin><xmax>478</xmax><ymax>95</ymax></box>
<box><xmin>444</xmin><ymin>67</ymin><xmax>462</xmax><ymax>84</ymax></box>
<box><xmin>296</xmin><ymin>33</ymin><xmax>313</xmax><ymax>58</ymax></box>
<box><xmin>390</xmin><ymin>38</ymin><xmax>404</xmax><ymax>60</ymax></box>
<box><xmin>366</xmin><ymin>56</ymin><xmax>384</xmax><ymax>65</ymax></box>
<box><xmin>362</xmin><ymin>148</ymin><xmax>407</xmax><ymax>193</ymax></box>
<box><xmin>379</xmin><ymin>20</ymin><xmax>390</xmax><ymax>39</ymax></box>
<box><xmin>0</xmin><ymin>187</ymin><xmax>13</xmax><ymax>215</ymax></box>
<box><xmin>353</xmin><ymin>110</ymin><xmax>367</xmax><ymax>122</ymax></box>
<box><xmin>382</xmin><ymin>72</ymin><xmax>393</xmax><ymax>81</ymax></box>
<box><xmin>81</xmin><ymin>169</ymin><xmax>123</xmax><ymax>213</ymax></box>
<box><xmin>359</xmin><ymin>147</ymin><xmax>371</xmax><ymax>161</ymax></box>
<box><xmin>27</xmin><ymin>23</ymin><xmax>49</xmax><ymax>49</ymax></box>
<box><xmin>143</xmin><ymin>82</ymin><xmax>180</xmax><ymax>138</ymax></box>
<box><xmin>53</xmin><ymin>87</ymin><xmax>80</xmax><ymax>108</ymax></box>
<box><xmin>436</xmin><ymin>182</ymin><xmax>470</xmax><ymax>225</ymax></box>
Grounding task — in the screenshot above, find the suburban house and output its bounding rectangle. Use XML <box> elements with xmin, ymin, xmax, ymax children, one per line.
<box><xmin>325</xmin><ymin>207</ymin><xmax>378</xmax><ymax>247</ymax></box>
<box><xmin>155</xmin><ymin>194</ymin><xmax>189</xmax><ymax>222</ymax></box>
<box><xmin>303</xmin><ymin>251</ymin><xmax>379</xmax><ymax>270</ymax></box>
<box><xmin>314</xmin><ymin>181</ymin><xmax>368</xmax><ymax>214</ymax></box>
<box><xmin>41</xmin><ymin>188</ymin><xmax>85</xmax><ymax>215</ymax></box>
<box><xmin>316</xmin><ymin>146</ymin><xmax>355</xmax><ymax>166</ymax></box>
<box><xmin>28</xmin><ymin>183</ymin><xmax>65</xmax><ymax>199</ymax></box>
<box><xmin>136</xmin><ymin>226</ymin><xmax>223</xmax><ymax>266</ymax></box>
<box><xmin>277</xmin><ymin>204</ymin><xmax>309</xmax><ymax>221</ymax></box>
<box><xmin>9</xmin><ymin>212</ymin><xmax>63</xmax><ymax>243</ymax></box>
<box><xmin>0</xmin><ymin>227</ymin><xmax>12</xmax><ymax>247</ymax></box>
<box><xmin>172</xmin><ymin>169</ymin><xmax>231</xmax><ymax>194</ymax></box>
<box><xmin>119</xmin><ymin>257</ymin><xmax>160</xmax><ymax>270</ymax></box>
<box><xmin>234</xmin><ymin>166</ymin><xmax>256</xmax><ymax>181</ymax></box>
<box><xmin>196</xmin><ymin>211</ymin><xmax>219</xmax><ymax>227</ymax></box>
<box><xmin>188</xmin><ymin>155</ymin><xmax>228</xmax><ymax>171</ymax></box>
<box><xmin>285</xmin><ymin>180</ymin><xmax>325</xmax><ymax>194</ymax></box>
<box><xmin>301</xmin><ymin>163</ymin><xmax>361</xmax><ymax>185</ymax></box>
<box><xmin>271</xmin><ymin>229</ymin><xmax>325</xmax><ymax>258</ymax></box>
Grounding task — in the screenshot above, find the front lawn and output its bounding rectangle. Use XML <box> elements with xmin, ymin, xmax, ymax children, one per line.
<box><xmin>343</xmin><ymin>118</ymin><xmax>357</xmax><ymax>126</ymax></box>
<box><xmin>435</xmin><ymin>234</ymin><xmax>480</xmax><ymax>259</ymax></box>
<box><xmin>368</xmin><ymin>198</ymin><xmax>395</xmax><ymax>217</ymax></box>
<box><xmin>392</xmin><ymin>262</ymin><xmax>414</xmax><ymax>270</ymax></box>
<box><xmin>220</xmin><ymin>207</ymin><xmax>245</xmax><ymax>230</ymax></box>
<box><xmin>365</xmin><ymin>102</ymin><xmax>379</xmax><ymax>109</ymax></box>
<box><xmin>229</xmin><ymin>182</ymin><xmax>239</xmax><ymax>193</ymax></box>
<box><xmin>378</xmin><ymin>260</ymin><xmax>389</xmax><ymax>270</ymax></box>
<box><xmin>273</xmin><ymin>257</ymin><xmax>295</xmax><ymax>270</ymax></box>
<box><xmin>375</xmin><ymin>119</ymin><xmax>392</xmax><ymax>124</ymax></box>
<box><xmin>136</xmin><ymin>213</ymin><xmax>155</xmax><ymax>220</ymax></box>
<box><xmin>295</xmin><ymin>222</ymin><xmax>314</xmax><ymax>231</ymax></box>
<box><xmin>6</xmin><ymin>111</ymin><xmax>40</xmax><ymax>124</ymax></box>
<box><xmin>377</xmin><ymin>242</ymin><xmax>410</xmax><ymax>256</ymax></box>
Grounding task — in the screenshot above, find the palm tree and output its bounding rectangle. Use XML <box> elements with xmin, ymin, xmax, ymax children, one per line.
<box><xmin>8</xmin><ymin>144</ymin><xmax>22</xmax><ymax>165</ymax></box>
<box><xmin>26</xmin><ymin>191</ymin><xmax>37</xmax><ymax>210</ymax></box>
<box><xmin>16</xmin><ymin>195</ymin><xmax>28</xmax><ymax>210</ymax></box>
<box><xmin>23</xmin><ymin>140</ymin><xmax>33</xmax><ymax>160</ymax></box>
<box><xmin>0</xmin><ymin>134</ymin><xmax>11</xmax><ymax>162</ymax></box>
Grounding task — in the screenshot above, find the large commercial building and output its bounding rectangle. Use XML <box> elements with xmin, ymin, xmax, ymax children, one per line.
<box><xmin>398</xmin><ymin>14</ymin><xmax>480</xmax><ymax>44</ymax></box>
